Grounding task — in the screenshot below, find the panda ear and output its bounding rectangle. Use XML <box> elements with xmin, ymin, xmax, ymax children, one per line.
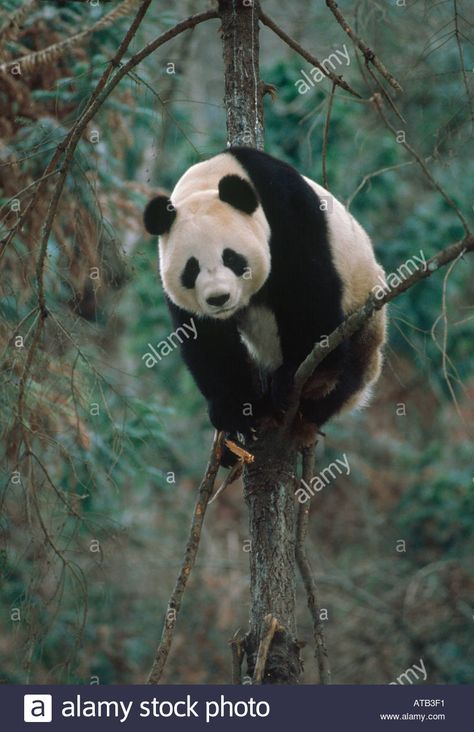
<box><xmin>218</xmin><ymin>175</ymin><xmax>258</xmax><ymax>214</ymax></box>
<box><xmin>143</xmin><ymin>195</ymin><xmax>176</xmax><ymax>235</ymax></box>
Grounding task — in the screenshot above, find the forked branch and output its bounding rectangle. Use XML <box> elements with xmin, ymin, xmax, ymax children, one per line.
<box><xmin>325</xmin><ymin>0</ymin><xmax>402</xmax><ymax>92</ymax></box>
<box><xmin>259</xmin><ymin>10</ymin><xmax>361</xmax><ymax>98</ymax></box>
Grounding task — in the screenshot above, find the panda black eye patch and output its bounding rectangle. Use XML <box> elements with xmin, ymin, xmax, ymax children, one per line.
<box><xmin>181</xmin><ymin>257</ymin><xmax>200</xmax><ymax>289</ymax></box>
<box><xmin>222</xmin><ymin>248</ymin><xmax>247</xmax><ymax>276</ymax></box>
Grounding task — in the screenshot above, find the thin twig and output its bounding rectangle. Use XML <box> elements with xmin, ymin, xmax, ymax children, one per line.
<box><xmin>295</xmin><ymin>445</ymin><xmax>331</xmax><ymax>684</ymax></box>
<box><xmin>0</xmin><ymin>305</ymin><xmax>39</xmax><ymax>364</ymax></box>
<box><xmin>229</xmin><ymin>630</ymin><xmax>244</xmax><ymax>684</ymax></box>
<box><xmin>351</xmin><ymin>3</ymin><xmax>405</xmax><ymax>122</ymax></box>
<box><xmin>259</xmin><ymin>10</ymin><xmax>361</xmax><ymax>98</ymax></box>
<box><xmin>253</xmin><ymin>614</ymin><xmax>280</xmax><ymax>684</ymax></box>
<box><xmin>431</xmin><ymin>251</ymin><xmax>472</xmax><ymax>433</ymax></box>
<box><xmin>147</xmin><ymin>431</ymin><xmax>224</xmax><ymax>684</ymax></box>
<box><xmin>322</xmin><ymin>82</ymin><xmax>336</xmax><ymax>188</ymax></box>
<box><xmin>0</xmin><ymin>0</ymin><xmax>138</xmax><ymax>74</ymax></box>
<box><xmin>17</xmin><ymin>309</ymin><xmax>44</xmax><ymax>447</ymax></box>
<box><xmin>365</xmin><ymin>61</ymin><xmax>406</xmax><ymax>124</ymax></box>
<box><xmin>372</xmin><ymin>92</ymin><xmax>470</xmax><ymax>234</ymax></box>
<box><xmin>209</xmin><ymin>461</ymin><xmax>243</xmax><ymax>505</ymax></box>
<box><xmin>27</xmin><ymin>450</ymin><xmax>83</xmax><ymax>520</ymax></box>
<box><xmin>224</xmin><ymin>438</ymin><xmax>254</xmax><ymax>463</ymax></box>
<box><xmin>2</xmin><ymin>6</ymin><xmax>218</xmax><ymax>256</ymax></box>
<box><xmin>127</xmin><ymin>69</ymin><xmax>201</xmax><ymax>156</ymax></box>
<box><xmin>0</xmin><ymin>170</ymin><xmax>60</xmax><ymax>216</ymax></box>
<box><xmin>346</xmin><ymin>159</ymin><xmax>416</xmax><ymax>210</ymax></box>
<box><xmin>453</xmin><ymin>0</ymin><xmax>474</xmax><ymax>127</ymax></box>
<box><xmin>325</xmin><ymin>0</ymin><xmax>402</xmax><ymax>92</ymax></box>
<box><xmin>0</xmin><ymin>0</ymin><xmax>36</xmax><ymax>50</ymax></box>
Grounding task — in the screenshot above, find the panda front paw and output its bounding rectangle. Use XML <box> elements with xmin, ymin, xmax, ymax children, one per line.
<box><xmin>208</xmin><ymin>394</ymin><xmax>273</xmax><ymax>434</ymax></box>
<box><xmin>208</xmin><ymin>398</ymin><xmax>255</xmax><ymax>434</ymax></box>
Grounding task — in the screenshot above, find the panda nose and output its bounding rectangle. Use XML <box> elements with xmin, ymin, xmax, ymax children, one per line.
<box><xmin>206</xmin><ymin>293</ymin><xmax>230</xmax><ymax>307</ymax></box>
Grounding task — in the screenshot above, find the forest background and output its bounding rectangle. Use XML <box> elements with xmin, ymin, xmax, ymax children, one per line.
<box><xmin>0</xmin><ymin>0</ymin><xmax>473</xmax><ymax>684</ymax></box>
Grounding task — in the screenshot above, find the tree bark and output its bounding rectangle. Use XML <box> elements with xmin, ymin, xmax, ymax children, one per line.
<box><xmin>219</xmin><ymin>0</ymin><xmax>264</xmax><ymax>150</ymax></box>
<box><xmin>243</xmin><ymin>427</ymin><xmax>303</xmax><ymax>683</ymax></box>
<box><xmin>218</xmin><ymin>0</ymin><xmax>302</xmax><ymax>683</ymax></box>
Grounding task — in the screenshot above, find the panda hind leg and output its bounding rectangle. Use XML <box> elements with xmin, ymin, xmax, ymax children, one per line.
<box><xmin>299</xmin><ymin>369</ymin><xmax>360</xmax><ymax>427</ymax></box>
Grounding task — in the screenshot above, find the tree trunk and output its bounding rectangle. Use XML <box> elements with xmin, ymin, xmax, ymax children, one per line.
<box><xmin>219</xmin><ymin>0</ymin><xmax>264</xmax><ymax>150</ymax></box>
<box><xmin>218</xmin><ymin>0</ymin><xmax>303</xmax><ymax>683</ymax></box>
<box><xmin>243</xmin><ymin>427</ymin><xmax>303</xmax><ymax>683</ymax></box>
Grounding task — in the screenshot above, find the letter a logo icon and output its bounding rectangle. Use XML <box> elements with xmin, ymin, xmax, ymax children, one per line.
<box><xmin>24</xmin><ymin>694</ymin><xmax>53</xmax><ymax>723</ymax></box>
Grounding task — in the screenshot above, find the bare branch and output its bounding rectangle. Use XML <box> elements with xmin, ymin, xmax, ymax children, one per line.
<box><xmin>453</xmin><ymin>0</ymin><xmax>474</xmax><ymax>127</ymax></box>
<box><xmin>209</xmin><ymin>461</ymin><xmax>243</xmax><ymax>505</ymax></box>
<box><xmin>259</xmin><ymin>10</ymin><xmax>361</xmax><ymax>98</ymax></box>
<box><xmin>372</xmin><ymin>93</ymin><xmax>470</xmax><ymax>234</ymax></box>
<box><xmin>1</xmin><ymin>6</ymin><xmax>218</xmax><ymax>256</ymax></box>
<box><xmin>0</xmin><ymin>0</ymin><xmax>138</xmax><ymax>75</ymax></box>
<box><xmin>287</xmin><ymin>234</ymin><xmax>474</xmax><ymax>421</ymax></box>
<box><xmin>0</xmin><ymin>0</ymin><xmax>36</xmax><ymax>51</ymax></box>
<box><xmin>147</xmin><ymin>431</ymin><xmax>224</xmax><ymax>684</ymax></box>
<box><xmin>295</xmin><ymin>446</ymin><xmax>331</xmax><ymax>684</ymax></box>
<box><xmin>325</xmin><ymin>0</ymin><xmax>402</xmax><ymax>92</ymax></box>
<box><xmin>430</xmin><ymin>251</ymin><xmax>472</xmax><ymax>433</ymax></box>
<box><xmin>322</xmin><ymin>82</ymin><xmax>336</xmax><ymax>188</ymax></box>
<box><xmin>17</xmin><ymin>309</ymin><xmax>43</xmax><ymax>448</ymax></box>
<box><xmin>346</xmin><ymin>159</ymin><xmax>416</xmax><ymax>210</ymax></box>
<box><xmin>0</xmin><ymin>170</ymin><xmax>59</xmax><ymax>216</ymax></box>
<box><xmin>229</xmin><ymin>631</ymin><xmax>245</xmax><ymax>684</ymax></box>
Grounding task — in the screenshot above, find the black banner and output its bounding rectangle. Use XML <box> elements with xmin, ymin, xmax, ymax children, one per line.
<box><xmin>5</xmin><ymin>684</ymin><xmax>469</xmax><ymax>731</ymax></box>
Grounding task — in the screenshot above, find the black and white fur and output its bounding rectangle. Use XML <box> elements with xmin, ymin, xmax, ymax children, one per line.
<box><xmin>144</xmin><ymin>148</ymin><xmax>387</xmax><ymax>442</ymax></box>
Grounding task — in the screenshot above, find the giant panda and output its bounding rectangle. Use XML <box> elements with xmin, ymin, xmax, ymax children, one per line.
<box><xmin>143</xmin><ymin>147</ymin><xmax>387</xmax><ymax>448</ymax></box>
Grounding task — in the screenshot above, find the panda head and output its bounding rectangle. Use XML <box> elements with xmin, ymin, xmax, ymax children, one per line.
<box><xmin>143</xmin><ymin>174</ymin><xmax>271</xmax><ymax>319</ymax></box>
